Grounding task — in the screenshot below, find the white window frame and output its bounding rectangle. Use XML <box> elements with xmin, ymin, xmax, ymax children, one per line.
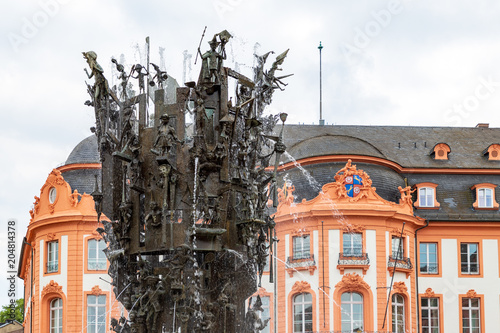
<box><xmin>478</xmin><ymin>188</ymin><xmax>493</xmax><ymax>208</ymax></box>
<box><xmin>87</xmin><ymin>295</ymin><xmax>106</xmax><ymax>333</ymax></box>
<box><xmin>462</xmin><ymin>298</ymin><xmax>480</xmax><ymax>333</ymax></box>
<box><xmin>88</xmin><ymin>239</ymin><xmax>107</xmax><ymax>270</ymax></box>
<box><xmin>47</xmin><ymin>241</ymin><xmax>58</xmax><ymax>273</ymax></box>
<box><xmin>421</xmin><ymin>297</ymin><xmax>439</xmax><ymax>333</ymax></box>
<box><xmin>391</xmin><ymin>294</ymin><xmax>405</xmax><ymax>333</ymax></box>
<box><xmin>50</xmin><ymin>298</ymin><xmax>63</xmax><ymax>333</ymax></box>
<box><xmin>341</xmin><ymin>292</ymin><xmax>364</xmax><ymax>332</ymax></box>
<box><xmin>343</xmin><ymin>233</ymin><xmax>362</xmax><ymax>256</ymax></box>
<box><xmin>292</xmin><ymin>235</ymin><xmax>310</xmax><ymax>260</ymax></box>
<box><xmin>392</xmin><ymin>237</ymin><xmax>404</xmax><ymax>260</ymax></box>
<box><xmin>419</xmin><ymin>187</ymin><xmax>434</xmax><ymax>207</ymax></box>
<box><xmin>420</xmin><ymin>243</ymin><xmax>438</xmax><ymax>274</ymax></box>
<box><xmin>293</xmin><ymin>293</ymin><xmax>313</xmax><ymax>333</ymax></box>
<box><xmin>460</xmin><ymin>243</ymin><xmax>479</xmax><ymax>274</ymax></box>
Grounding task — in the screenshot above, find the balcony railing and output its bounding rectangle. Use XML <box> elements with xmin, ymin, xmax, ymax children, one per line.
<box><xmin>387</xmin><ymin>255</ymin><xmax>413</xmax><ymax>270</ymax></box>
<box><xmin>287</xmin><ymin>253</ymin><xmax>316</xmax><ymax>268</ymax></box>
<box><xmin>338</xmin><ymin>252</ymin><xmax>370</xmax><ymax>265</ymax></box>
<box><xmin>286</xmin><ymin>254</ymin><xmax>317</xmax><ymax>276</ymax></box>
<box><xmin>308</xmin><ymin>331</ymin><xmax>398</xmax><ymax>333</ymax></box>
<box><xmin>47</xmin><ymin>262</ymin><xmax>58</xmax><ymax>273</ymax></box>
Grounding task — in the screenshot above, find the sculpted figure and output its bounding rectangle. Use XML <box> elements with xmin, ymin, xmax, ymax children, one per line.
<box><xmin>83</xmin><ymin>51</ymin><xmax>109</xmax><ymax>101</ymax></box>
<box><xmin>149</xmin><ymin>63</ymin><xmax>168</xmax><ymax>88</ymax></box>
<box><xmin>398</xmin><ymin>186</ymin><xmax>416</xmax><ymax>205</ymax></box>
<box><xmin>245</xmin><ymin>296</ymin><xmax>270</xmax><ymax>333</ymax></box>
<box><xmin>151</xmin><ymin>114</ymin><xmax>183</xmax><ymax>156</ymax></box>
<box><xmin>130</xmin><ymin>64</ymin><xmax>149</xmax><ymax>94</ymax></box>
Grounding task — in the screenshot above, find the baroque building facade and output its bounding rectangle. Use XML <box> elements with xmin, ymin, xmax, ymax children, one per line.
<box><xmin>256</xmin><ymin>123</ymin><xmax>500</xmax><ymax>333</ymax></box>
<box><xmin>17</xmin><ymin>136</ymin><xmax>120</xmax><ymax>333</ymax></box>
<box><xmin>18</xmin><ymin>122</ymin><xmax>500</xmax><ymax>333</ymax></box>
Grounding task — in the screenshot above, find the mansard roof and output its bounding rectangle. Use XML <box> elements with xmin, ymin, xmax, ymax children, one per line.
<box><xmin>283</xmin><ymin>124</ymin><xmax>500</xmax><ymax>169</ymax></box>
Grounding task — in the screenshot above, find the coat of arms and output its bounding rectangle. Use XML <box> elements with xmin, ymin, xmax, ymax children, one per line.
<box><xmin>344</xmin><ymin>174</ymin><xmax>363</xmax><ymax>197</ymax></box>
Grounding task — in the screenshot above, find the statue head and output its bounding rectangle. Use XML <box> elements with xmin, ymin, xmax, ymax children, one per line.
<box><xmin>160</xmin><ymin>113</ymin><xmax>170</xmax><ymax>123</ymax></box>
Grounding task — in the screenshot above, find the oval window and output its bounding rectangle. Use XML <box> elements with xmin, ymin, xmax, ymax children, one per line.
<box><xmin>49</xmin><ymin>187</ymin><xmax>57</xmax><ymax>204</ymax></box>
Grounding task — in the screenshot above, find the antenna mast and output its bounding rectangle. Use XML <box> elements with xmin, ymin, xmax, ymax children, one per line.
<box><xmin>318</xmin><ymin>41</ymin><xmax>324</xmax><ymax>125</ymax></box>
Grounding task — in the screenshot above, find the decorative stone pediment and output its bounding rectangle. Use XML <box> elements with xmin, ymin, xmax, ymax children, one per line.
<box><xmin>274</xmin><ymin>160</ymin><xmax>419</xmax><ymax>219</ymax></box>
<box><xmin>41</xmin><ymin>280</ymin><xmax>62</xmax><ymax>297</ymax></box>
<box><xmin>91</xmin><ymin>285</ymin><xmax>104</xmax><ymax>296</ymax></box>
<box><xmin>466</xmin><ymin>289</ymin><xmax>477</xmax><ymax>298</ymax></box>
<box><xmin>342</xmin><ymin>224</ymin><xmax>365</xmax><ymax>233</ymax></box>
<box><xmin>291</xmin><ymin>227</ymin><xmax>309</xmax><ymax>237</ymax></box>
<box><xmin>46</xmin><ymin>233</ymin><xmax>56</xmax><ymax>241</ymax></box>
<box><xmin>335</xmin><ymin>273</ymin><xmax>370</xmax><ymax>292</ymax></box>
<box><xmin>392</xmin><ymin>281</ymin><xmax>407</xmax><ymax>294</ymax></box>
<box><xmin>291</xmin><ymin>281</ymin><xmax>311</xmax><ymax>294</ymax></box>
<box><xmin>90</xmin><ymin>230</ymin><xmax>102</xmax><ymax>240</ymax></box>
<box><xmin>30</xmin><ymin>168</ymin><xmax>98</xmax><ymax>221</ymax></box>
<box><xmin>423</xmin><ymin>288</ymin><xmax>435</xmax><ymax>297</ymax></box>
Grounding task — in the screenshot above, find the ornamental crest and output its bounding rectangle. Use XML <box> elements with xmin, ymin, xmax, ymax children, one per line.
<box><xmin>344</xmin><ymin>174</ymin><xmax>363</xmax><ymax>198</ymax></box>
<box><xmin>332</xmin><ymin>160</ymin><xmax>373</xmax><ymax>201</ymax></box>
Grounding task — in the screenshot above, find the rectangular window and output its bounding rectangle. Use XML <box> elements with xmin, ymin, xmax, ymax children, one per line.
<box><xmin>87</xmin><ymin>295</ymin><xmax>106</xmax><ymax>333</ymax></box>
<box><xmin>462</xmin><ymin>298</ymin><xmax>480</xmax><ymax>333</ymax></box>
<box><xmin>420</xmin><ymin>188</ymin><xmax>434</xmax><ymax>207</ymax></box>
<box><xmin>478</xmin><ymin>188</ymin><xmax>493</xmax><ymax>208</ymax></box>
<box><xmin>420</xmin><ymin>243</ymin><xmax>438</xmax><ymax>274</ymax></box>
<box><xmin>421</xmin><ymin>297</ymin><xmax>439</xmax><ymax>333</ymax></box>
<box><xmin>88</xmin><ymin>239</ymin><xmax>107</xmax><ymax>270</ymax></box>
<box><xmin>343</xmin><ymin>233</ymin><xmax>362</xmax><ymax>256</ymax></box>
<box><xmin>392</xmin><ymin>237</ymin><xmax>404</xmax><ymax>260</ymax></box>
<box><xmin>293</xmin><ymin>235</ymin><xmax>310</xmax><ymax>260</ymax></box>
<box><xmin>47</xmin><ymin>241</ymin><xmax>58</xmax><ymax>273</ymax></box>
<box><xmin>460</xmin><ymin>243</ymin><xmax>479</xmax><ymax>274</ymax></box>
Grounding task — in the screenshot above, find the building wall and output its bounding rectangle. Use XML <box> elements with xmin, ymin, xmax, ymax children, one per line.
<box><xmin>251</xmin><ymin>154</ymin><xmax>500</xmax><ymax>333</ymax></box>
<box><xmin>18</xmin><ymin>168</ymin><xmax>121</xmax><ymax>333</ymax></box>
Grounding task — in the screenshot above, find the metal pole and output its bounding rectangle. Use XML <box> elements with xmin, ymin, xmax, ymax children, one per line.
<box><xmin>415</xmin><ymin>219</ymin><xmax>430</xmax><ymax>333</ymax></box>
<box><xmin>318</xmin><ymin>42</ymin><xmax>324</xmax><ymax>125</ymax></box>
<box><xmin>382</xmin><ymin>222</ymin><xmax>406</xmax><ymax>329</ymax></box>
<box><xmin>273</xmin><ymin>227</ymin><xmax>278</xmax><ymax>333</ymax></box>
<box><xmin>321</xmin><ymin>221</ymin><xmax>326</xmax><ymax>328</ymax></box>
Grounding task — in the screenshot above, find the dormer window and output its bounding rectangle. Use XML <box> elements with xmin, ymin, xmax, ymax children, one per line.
<box><xmin>431</xmin><ymin>143</ymin><xmax>450</xmax><ymax>160</ymax></box>
<box><xmin>471</xmin><ymin>183</ymin><xmax>499</xmax><ymax>210</ymax></box>
<box><xmin>419</xmin><ymin>188</ymin><xmax>434</xmax><ymax>207</ymax></box>
<box><xmin>414</xmin><ymin>183</ymin><xmax>440</xmax><ymax>209</ymax></box>
<box><xmin>483</xmin><ymin>144</ymin><xmax>500</xmax><ymax>161</ymax></box>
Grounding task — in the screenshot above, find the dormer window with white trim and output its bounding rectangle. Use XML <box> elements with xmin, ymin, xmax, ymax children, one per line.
<box><xmin>471</xmin><ymin>183</ymin><xmax>499</xmax><ymax>210</ymax></box>
<box><xmin>414</xmin><ymin>183</ymin><xmax>440</xmax><ymax>209</ymax></box>
<box><xmin>419</xmin><ymin>188</ymin><xmax>434</xmax><ymax>207</ymax></box>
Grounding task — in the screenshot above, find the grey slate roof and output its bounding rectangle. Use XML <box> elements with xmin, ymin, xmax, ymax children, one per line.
<box><xmin>61</xmin><ymin>135</ymin><xmax>101</xmax><ymax>195</ymax></box>
<box><xmin>65</xmin><ymin>135</ymin><xmax>100</xmax><ymax>165</ymax></box>
<box><xmin>282</xmin><ymin>125</ymin><xmax>500</xmax><ymax>169</ymax></box>
<box><xmin>278</xmin><ymin>124</ymin><xmax>500</xmax><ymax>221</ymax></box>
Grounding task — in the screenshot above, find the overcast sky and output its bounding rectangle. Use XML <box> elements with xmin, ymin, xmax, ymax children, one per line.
<box><xmin>2</xmin><ymin>0</ymin><xmax>500</xmax><ymax>306</ymax></box>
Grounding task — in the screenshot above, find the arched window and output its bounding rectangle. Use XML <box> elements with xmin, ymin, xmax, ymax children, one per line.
<box><xmin>392</xmin><ymin>294</ymin><xmax>405</xmax><ymax>333</ymax></box>
<box><xmin>50</xmin><ymin>298</ymin><xmax>63</xmax><ymax>333</ymax></box>
<box><xmin>341</xmin><ymin>292</ymin><xmax>363</xmax><ymax>332</ymax></box>
<box><xmin>88</xmin><ymin>239</ymin><xmax>107</xmax><ymax>270</ymax></box>
<box><xmin>293</xmin><ymin>293</ymin><xmax>312</xmax><ymax>332</ymax></box>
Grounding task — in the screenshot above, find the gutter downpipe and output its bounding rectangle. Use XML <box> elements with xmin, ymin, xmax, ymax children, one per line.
<box><xmin>22</xmin><ymin>238</ymin><xmax>34</xmax><ymax>333</ymax></box>
<box><xmin>415</xmin><ymin>219</ymin><xmax>430</xmax><ymax>333</ymax></box>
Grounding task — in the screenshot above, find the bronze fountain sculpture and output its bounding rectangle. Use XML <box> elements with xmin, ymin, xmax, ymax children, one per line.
<box><xmin>83</xmin><ymin>29</ymin><xmax>291</xmax><ymax>333</ymax></box>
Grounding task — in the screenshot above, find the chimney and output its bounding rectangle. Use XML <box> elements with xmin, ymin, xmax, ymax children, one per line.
<box><xmin>476</xmin><ymin>123</ymin><xmax>489</xmax><ymax>128</ymax></box>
